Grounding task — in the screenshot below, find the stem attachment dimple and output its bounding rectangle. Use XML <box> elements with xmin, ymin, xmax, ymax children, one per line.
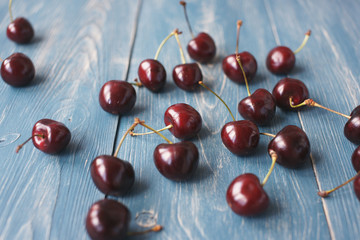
<box><xmin>130</xmin><ymin>124</ymin><xmax>173</xmax><ymax>136</ymax></box>
<box><xmin>154</xmin><ymin>29</ymin><xmax>178</xmax><ymax>60</ymax></box>
<box><xmin>113</xmin><ymin>120</ymin><xmax>140</xmax><ymax>157</ymax></box>
<box><xmin>174</xmin><ymin>29</ymin><xmax>186</xmax><ymax>64</ymax></box>
<box><xmin>261</xmin><ymin>150</ymin><xmax>278</xmax><ymax>186</ymax></box>
<box><xmin>198</xmin><ymin>81</ymin><xmax>236</xmax><ymax>122</ymax></box>
<box><xmin>236</xmin><ymin>54</ymin><xmax>251</xmax><ymax>96</ymax></box>
<box><xmin>127</xmin><ymin>225</ymin><xmax>163</xmax><ymax>236</ymax></box>
<box><xmin>16</xmin><ymin>134</ymin><xmax>44</xmax><ymax>153</ymax></box>
<box><xmin>130</xmin><ymin>78</ymin><xmax>143</xmax><ymax>87</ymax></box>
<box><xmin>235</xmin><ymin>20</ymin><xmax>243</xmax><ymax>55</ymax></box>
<box><xmin>318</xmin><ymin>171</ymin><xmax>360</xmax><ymax>198</ymax></box>
<box><xmin>136</xmin><ymin>118</ymin><xmax>173</xmax><ymax>144</ymax></box>
<box><xmin>293</xmin><ymin>30</ymin><xmax>311</xmax><ymax>54</ymax></box>
<box><xmin>180</xmin><ymin>1</ymin><xmax>195</xmax><ymax>39</ymax></box>
<box><xmin>9</xmin><ymin>0</ymin><xmax>14</xmax><ymax>22</ymax></box>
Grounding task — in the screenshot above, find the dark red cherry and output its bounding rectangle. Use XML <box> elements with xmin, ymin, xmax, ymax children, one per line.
<box><xmin>99</xmin><ymin>80</ymin><xmax>136</xmax><ymax>115</ymax></box>
<box><xmin>266</xmin><ymin>46</ymin><xmax>295</xmax><ymax>75</ymax></box>
<box><xmin>354</xmin><ymin>175</ymin><xmax>360</xmax><ymax>201</ymax></box>
<box><xmin>352</xmin><ymin>146</ymin><xmax>360</xmax><ymax>172</ymax></box>
<box><xmin>222</xmin><ymin>52</ymin><xmax>257</xmax><ymax>84</ymax></box>
<box><xmin>344</xmin><ymin>106</ymin><xmax>360</xmax><ymax>144</ymax></box>
<box><xmin>1</xmin><ymin>52</ymin><xmax>35</xmax><ymax>87</ymax></box>
<box><xmin>7</xmin><ymin>17</ymin><xmax>34</xmax><ymax>44</ymax></box>
<box><xmin>172</xmin><ymin>63</ymin><xmax>202</xmax><ymax>91</ymax></box>
<box><xmin>86</xmin><ymin>199</ymin><xmax>130</xmax><ymax>240</ymax></box>
<box><xmin>268</xmin><ymin>125</ymin><xmax>310</xmax><ymax>168</ymax></box>
<box><xmin>272</xmin><ymin>78</ymin><xmax>309</xmax><ymax>111</ymax></box>
<box><xmin>138</xmin><ymin>59</ymin><xmax>166</xmax><ymax>92</ymax></box>
<box><xmin>32</xmin><ymin>119</ymin><xmax>71</xmax><ymax>154</ymax></box>
<box><xmin>221</xmin><ymin>120</ymin><xmax>259</xmax><ymax>156</ymax></box>
<box><xmin>90</xmin><ymin>155</ymin><xmax>135</xmax><ymax>196</ymax></box>
<box><xmin>187</xmin><ymin>32</ymin><xmax>216</xmax><ymax>63</ymax></box>
<box><xmin>226</xmin><ymin>173</ymin><xmax>269</xmax><ymax>216</ymax></box>
<box><xmin>153</xmin><ymin>141</ymin><xmax>199</xmax><ymax>181</ymax></box>
<box><xmin>238</xmin><ymin>89</ymin><xmax>276</xmax><ymax>125</ymax></box>
<box><xmin>164</xmin><ymin>103</ymin><xmax>202</xmax><ymax>139</ymax></box>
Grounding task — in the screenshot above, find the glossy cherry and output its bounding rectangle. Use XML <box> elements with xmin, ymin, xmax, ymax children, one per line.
<box><xmin>222</xmin><ymin>52</ymin><xmax>257</xmax><ymax>84</ymax></box>
<box><xmin>272</xmin><ymin>78</ymin><xmax>309</xmax><ymax>111</ymax></box>
<box><xmin>86</xmin><ymin>199</ymin><xmax>131</xmax><ymax>240</ymax></box>
<box><xmin>352</xmin><ymin>145</ymin><xmax>360</xmax><ymax>172</ymax></box>
<box><xmin>1</xmin><ymin>53</ymin><xmax>35</xmax><ymax>87</ymax></box>
<box><xmin>7</xmin><ymin>17</ymin><xmax>34</xmax><ymax>44</ymax></box>
<box><xmin>221</xmin><ymin>120</ymin><xmax>259</xmax><ymax>156</ymax></box>
<box><xmin>99</xmin><ymin>80</ymin><xmax>136</xmax><ymax>115</ymax></box>
<box><xmin>154</xmin><ymin>141</ymin><xmax>199</xmax><ymax>181</ymax></box>
<box><xmin>172</xmin><ymin>63</ymin><xmax>202</xmax><ymax>91</ymax></box>
<box><xmin>344</xmin><ymin>106</ymin><xmax>360</xmax><ymax>144</ymax></box>
<box><xmin>226</xmin><ymin>173</ymin><xmax>269</xmax><ymax>216</ymax></box>
<box><xmin>138</xmin><ymin>59</ymin><xmax>166</xmax><ymax>92</ymax></box>
<box><xmin>164</xmin><ymin>103</ymin><xmax>202</xmax><ymax>139</ymax></box>
<box><xmin>90</xmin><ymin>155</ymin><xmax>135</xmax><ymax>196</ymax></box>
<box><xmin>354</xmin><ymin>175</ymin><xmax>360</xmax><ymax>201</ymax></box>
<box><xmin>268</xmin><ymin>125</ymin><xmax>310</xmax><ymax>168</ymax></box>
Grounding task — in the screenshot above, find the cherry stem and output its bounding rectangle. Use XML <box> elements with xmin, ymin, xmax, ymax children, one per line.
<box><xmin>174</xmin><ymin>29</ymin><xmax>186</xmax><ymax>64</ymax></box>
<box><xmin>130</xmin><ymin>124</ymin><xmax>173</xmax><ymax>136</ymax></box>
<box><xmin>318</xmin><ymin>171</ymin><xmax>360</xmax><ymax>198</ymax></box>
<box><xmin>130</xmin><ymin>78</ymin><xmax>143</xmax><ymax>87</ymax></box>
<box><xmin>16</xmin><ymin>134</ymin><xmax>44</xmax><ymax>153</ymax></box>
<box><xmin>113</xmin><ymin>121</ymin><xmax>140</xmax><ymax>158</ymax></box>
<box><xmin>262</xmin><ymin>150</ymin><xmax>278</xmax><ymax>186</ymax></box>
<box><xmin>9</xmin><ymin>0</ymin><xmax>14</xmax><ymax>22</ymax></box>
<box><xmin>235</xmin><ymin>20</ymin><xmax>243</xmax><ymax>55</ymax></box>
<box><xmin>180</xmin><ymin>1</ymin><xmax>195</xmax><ymax>39</ymax></box>
<box><xmin>154</xmin><ymin>29</ymin><xmax>178</xmax><ymax>60</ymax></box>
<box><xmin>127</xmin><ymin>225</ymin><xmax>163</xmax><ymax>236</ymax></box>
<box><xmin>236</xmin><ymin>55</ymin><xmax>251</xmax><ymax>97</ymax></box>
<box><xmin>198</xmin><ymin>81</ymin><xmax>235</xmax><ymax>122</ymax></box>
<box><xmin>293</xmin><ymin>30</ymin><xmax>311</xmax><ymax>54</ymax></box>
<box><xmin>289</xmin><ymin>98</ymin><xmax>351</xmax><ymax>119</ymax></box>
<box><xmin>260</xmin><ymin>132</ymin><xmax>276</xmax><ymax>138</ymax></box>
<box><xmin>136</xmin><ymin>118</ymin><xmax>173</xmax><ymax>144</ymax></box>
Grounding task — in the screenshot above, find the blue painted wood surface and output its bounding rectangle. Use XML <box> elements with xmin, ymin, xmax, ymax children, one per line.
<box><xmin>0</xmin><ymin>0</ymin><xmax>358</xmax><ymax>239</ymax></box>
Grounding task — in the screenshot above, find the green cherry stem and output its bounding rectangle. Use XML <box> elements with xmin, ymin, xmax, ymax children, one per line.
<box><xmin>179</xmin><ymin>1</ymin><xmax>195</xmax><ymax>39</ymax></box>
<box><xmin>174</xmin><ymin>29</ymin><xmax>186</xmax><ymax>64</ymax></box>
<box><xmin>260</xmin><ymin>132</ymin><xmax>276</xmax><ymax>138</ymax></box>
<box><xmin>318</xmin><ymin>171</ymin><xmax>360</xmax><ymax>197</ymax></box>
<box><xmin>130</xmin><ymin>78</ymin><xmax>143</xmax><ymax>87</ymax></box>
<box><xmin>136</xmin><ymin>118</ymin><xmax>173</xmax><ymax>144</ymax></box>
<box><xmin>154</xmin><ymin>29</ymin><xmax>178</xmax><ymax>60</ymax></box>
<box><xmin>16</xmin><ymin>134</ymin><xmax>44</xmax><ymax>153</ymax></box>
<box><xmin>262</xmin><ymin>150</ymin><xmax>278</xmax><ymax>186</ymax></box>
<box><xmin>127</xmin><ymin>225</ymin><xmax>163</xmax><ymax>236</ymax></box>
<box><xmin>113</xmin><ymin>121</ymin><xmax>140</xmax><ymax>157</ymax></box>
<box><xmin>130</xmin><ymin>124</ymin><xmax>173</xmax><ymax>136</ymax></box>
<box><xmin>9</xmin><ymin>0</ymin><xmax>14</xmax><ymax>22</ymax></box>
<box><xmin>289</xmin><ymin>98</ymin><xmax>351</xmax><ymax>119</ymax></box>
<box><xmin>293</xmin><ymin>30</ymin><xmax>311</xmax><ymax>54</ymax></box>
<box><xmin>236</xmin><ymin>55</ymin><xmax>251</xmax><ymax>97</ymax></box>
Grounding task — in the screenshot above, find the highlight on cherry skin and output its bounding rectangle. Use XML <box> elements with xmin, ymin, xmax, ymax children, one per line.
<box><xmin>1</xmin><ymin>53</ymin><xmax>35</xmax><ymax>87</ymax></box>
<box><xmin>7</xmin><ymin>0</ymin><xmax>34</xmax><ymax>44</ymax></box>
<box><xmin>16</xmin><ymin>119</ymin><xmax>71</xmax><ymax>154</ymax></box>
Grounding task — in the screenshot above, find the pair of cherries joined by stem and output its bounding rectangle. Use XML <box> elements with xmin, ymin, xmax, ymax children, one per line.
<box><xmin>273</xmin><ymin>77</ymin><xmax>360</xmax><ymax>144</ymax></box>
<box><xmin>266</xmin><ymin>30</ymin><xmax>311</xmax><ymax>75</ymax></box>
<box><xmin>226</xmin><ymin>125</ymin><xmax>310</xmax><ymax>216</ymax></box>
<box><xmin>7</xmin><ymin>0</ymin><xmax>34</xmax><ymax>44</ymax></box>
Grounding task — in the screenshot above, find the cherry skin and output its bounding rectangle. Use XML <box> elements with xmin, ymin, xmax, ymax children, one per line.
<box><xmin>266</xmin><ymin>46</ymin><xmax>295</xmax><ymax>75</ymax></box>
<box><xmin>138</xmin><ymin>59</ymin><xmax>166</xmax><ymax>92</ymax></box>
<box><xmin>164</xmin><ymin>103</ymin><xmax>202</xmax><ymax>140</ymax></box>
<box><xmin>32</xmin><ymin>119</ymin><xmax>71</xmax><ymax>154</ymax></box>
<box><xmin>99</xmin><ymin>80</ymin><xmax>136</xmax><ymax>115</ymax></box>
<box><xmin>90</xmin><ymin>155</ymin><xmax>135</xmax><ymax>196</ymax></box>
<box><xmin>153</xmin><ymin>141</ymin><xmax>199</xmax><ymax>181</ymax></box>
<box><xmin>187</xmin><ymin>32</ymin><xmax>216</xmax><ymax>63</ymax></box>
<box><xmin>221</xmin><ymin>120</ymin><xmax>259</xmax><ymax>156</ymax></box>
<box><xmin>354</xmin><ymin>175</ymin><xmax>360</xmax><ymax>201</ymax></box>
<box><xmin>272</xmin><ymin>78</ymin><xmax>309</xmax><ymax>111</ymax></box>
<box><xmin>268</xmin><ymin>125</ymin><xmax>310</xmax><ymax>168</ymax></box>
<box><xmin>222</xmin><ymin>52</ymin><xmax>257</xmax><ymax>84</ymax></box>
<box><xmin>352</xmin><ymin>146</ymin><xmax>360</xmax><ymax>172</ymax></box>
<box><xmin>344</xmin><ymin>106</ymin><xmax>360</xmax><ymax>145</ymax></box>
<box><xmin>226</xmin><ymin>173</ymin><xmax>269</xmax><ymax>216</ymax></box>
<box><xmin>1</xmin><ymin>53</ymin><xmax>35</xmax><ymax>87</ymax></box>
<box><xmin>86</xmin><ymin>199</ymin><xmax>131</xmax><ymax>240</ymax></box>
<box><xmin>7</xmin><ymin>17</ymin><xmax>34</xmax><ymax>44</ymax></box>
<box><xmin>172</xmin><ymin>63</ymin><xmax>202</xmax><ymax>91</ymax></box>
<box><xmin>238</xmin><ymin>89</ymin><xmax>276</xmax><ymax>125</ymax></box>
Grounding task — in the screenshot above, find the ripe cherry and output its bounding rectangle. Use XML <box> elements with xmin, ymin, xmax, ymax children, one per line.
<box><xmin>266</xmin><ymin>30</ymin><xmax>311</xmax><ymax>75</ymax></box>
<box><xmin>352</xmin><ymin>145</ymin><xmax>360</xmax><ymax>172</ymax></box>
<box><xmin>222</xmin><ymin>21</ymin><xmax>257</xmax><ymax>84</ymax></box>
<box><xmin>344</xmin><ymin>106</ymin><xmax>360</xmax><ymax>144</ymax></box>
<box><xmin>180</xmin><ymin>1</ymin><xmax>216</xmax><ymax>63</ymax></box>
<box><xmin>99</xmin><ymin>80</ymin><xmax>136</xmax><ymax>115</ymax></box>
<box><xmin>16</xmin><ymin>119</ymin><xmax>71</xmax><ymax>154</ymax></box>
<box><xmin>1</xmin><ymin>53</ymin><xmax>35</xmax><ymax>87</ymax></box>
<box><xmin>355</xmin><ymin>175</ymin><xmax>360</xmax><ymax>201</ymax></box>
<box><xmin>6</xmin><ymin>1</ymin><xmax>34</xmax><ymax>44</ymax></box>
<box><xmin>172</xmin><ymin>63</ymin><xmax>202</xmax><ymax>91</ymax></box>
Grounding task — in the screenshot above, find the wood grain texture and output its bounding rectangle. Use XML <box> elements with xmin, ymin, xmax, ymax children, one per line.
<box><xmin>0</xmin><ymin>0</ymin><xmax>359</xmax><ymax>239</ymax></box>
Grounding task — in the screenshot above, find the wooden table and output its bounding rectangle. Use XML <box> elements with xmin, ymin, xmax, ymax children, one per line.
<box><xmin>1</xmin><ymin>0</ymin><xmax>359</xmax><ymax>239</ymax></box>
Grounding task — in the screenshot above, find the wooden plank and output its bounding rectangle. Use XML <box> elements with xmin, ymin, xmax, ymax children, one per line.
<box><xmin>266</xmin><ymin>0</ymin><xmax>360</xmax><ymax>239</ymax></box>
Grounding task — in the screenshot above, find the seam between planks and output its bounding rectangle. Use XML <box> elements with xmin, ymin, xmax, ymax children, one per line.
<box><xmin>263</xmin><ymin>0</ymin><xmax>334</xmax><ymax>239</ymax></box>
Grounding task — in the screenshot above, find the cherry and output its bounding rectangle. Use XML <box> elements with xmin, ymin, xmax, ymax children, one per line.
<box><xmin>221</xmin><ymin>120</ymin><xmax>260</xmax><ymax>156</ymax></box>
<box><xmin>268</xmin><ymin>125</ymin><xmax>310</xmax><ymax>168</ymax></box>
<box><xmin>352</xmin><ymin>146</ymin><xmax>360</xmax><ymax>172</ymax></box>
<box><xmin>344</xmin><ymin>106</ymin><xmax>360</xmax><ymax>144</ymax></box>
<box><xmin>172</xmin><ymin>63</ymin><xmax>202</xmax><ymax>91</ymax></box>
<box><xmin>86</xmin><ymin>199</ymin><xmax>131</xmax><ymax>240</ymax></box>
<box><xmin>1</xmin><ymin>53</ymin><xmax>35</xmax><ymax>87</ymax></box>
<box><xmin>16</xmin><ymin>119</ymin><xmax>71</xmax><ymax>154</ymax></box>
<box><xmin>180</xmin><ymin>1</ymin><xmax>216</xmax><ymax>63</ymax></box>
<box><xmin>266</xmin><ymin>30</ymin><xmax>311</xmax><ymax>75</ymax></box>
<box><xmin>222</xmin><ymin>21</ymin><xmax>257</xmax><ymax>84</ymax></box>
<box><xmin>99</xmin><ymin>80</ymin><xmax>136</xmax><ymax>115</ymax></box>
<box><xmin>226</xmin><ymin>173</ymin><xmax>269</xmax><ymax>216</ymax></box>
<box><xmin>354</xmin><ymin>175</ymin><xmax>360</xmax><ymax>201</ymax></box>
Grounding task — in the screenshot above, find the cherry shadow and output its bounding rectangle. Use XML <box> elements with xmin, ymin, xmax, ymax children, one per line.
<box><xmin>186</xmin><ymin>164</ymin><xmax>214</xmax><ymax>184</ymax></box>
<box><xmin>126</xmin><ymin>179</ymin><xmax>149</xmax><ymax>197</ymax></box>
<box><xmin>161</xmin><ymin>81</ymin><xmax>177</xmax><ymax>94</ymax></box>
<box><xmin>290</xmin><ymin>65</ymin><xmax>305</xmax><ymax>76</ymax></box>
